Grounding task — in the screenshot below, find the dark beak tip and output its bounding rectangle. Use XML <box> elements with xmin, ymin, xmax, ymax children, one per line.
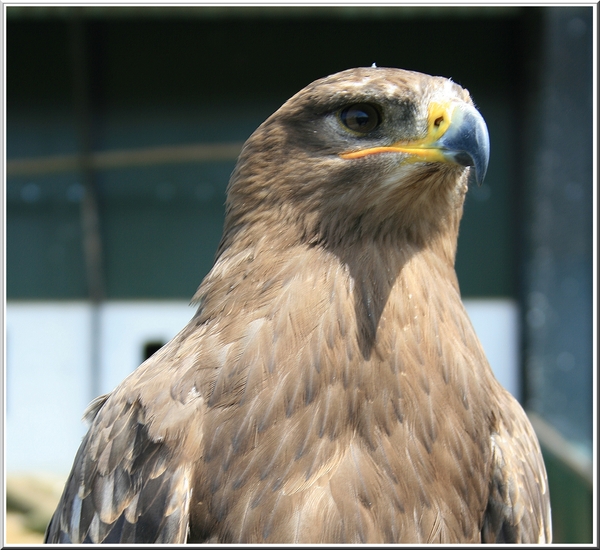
<box><xmin>474</xmin><ymin>125</ymin><xmax>490</xmax><ymax>186</ymax></box>
<box><xmin>474</xmin><ymin>154</ymin><xmax>489</xmax><ymax>186</ymax></box>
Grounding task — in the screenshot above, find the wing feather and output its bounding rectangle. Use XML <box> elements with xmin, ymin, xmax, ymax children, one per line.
<box><xmin>44</xmin><ymin>395</ymin><xmax>193</xmax><ymax>543</ymax></box>
<box><xmin>482</xmin><ymin>390</ymin><xmax>552</xmax><ymax>543</ymax></box>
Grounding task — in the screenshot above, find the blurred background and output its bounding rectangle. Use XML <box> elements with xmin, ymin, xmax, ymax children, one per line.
<box><xmin>4</xmin><ymin>5</ymin><xmax>594</xmax><ymax>544</ymax></box>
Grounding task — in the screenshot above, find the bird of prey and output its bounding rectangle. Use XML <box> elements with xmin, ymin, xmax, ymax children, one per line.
<box><xmin>45</xmin><ymin>67</ymin><xmax>552</xmax><ymax>544</ymax></box>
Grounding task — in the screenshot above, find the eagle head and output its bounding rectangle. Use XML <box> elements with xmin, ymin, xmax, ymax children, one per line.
<box><xmin>224</xmin><ymin>67</ymin><xmax>490</xmax><ymax>250</ymax></box>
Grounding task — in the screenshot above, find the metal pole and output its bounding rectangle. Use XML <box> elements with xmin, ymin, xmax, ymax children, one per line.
<box><xmin>70</xmin><ymin>11</ymin><xmax>104</xmax><ymax>400</ymax></box>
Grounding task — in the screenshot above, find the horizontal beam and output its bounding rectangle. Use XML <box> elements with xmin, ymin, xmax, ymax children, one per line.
<box><xmin>6</xmin><ymin>142</ymin><xmax>245</xmax><ymax>177</ymax></box>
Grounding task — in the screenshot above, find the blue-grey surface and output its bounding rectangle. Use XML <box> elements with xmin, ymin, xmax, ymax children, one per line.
<box><xmin>523</xmin><ymin>7</ymin><xmax>593</xmax><ymax>453</ymax></box>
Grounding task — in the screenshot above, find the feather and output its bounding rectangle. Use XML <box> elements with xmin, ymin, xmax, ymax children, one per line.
<box><xmin>45</xmin><ymin>67</ymin><xmax>550</xmax><ymax>544</ymax></box>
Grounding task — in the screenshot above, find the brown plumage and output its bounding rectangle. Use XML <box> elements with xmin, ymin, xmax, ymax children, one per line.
<box><xmin>45</xmin><ymin>67</ymin><xmax>552</xmax><ymax>544</ymax></box>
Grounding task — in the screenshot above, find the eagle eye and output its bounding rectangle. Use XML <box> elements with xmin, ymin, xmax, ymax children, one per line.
<box><xmin>339</xmin><ymin>103</ymin><xmax>381</xmax><ymax>134</ymax></box>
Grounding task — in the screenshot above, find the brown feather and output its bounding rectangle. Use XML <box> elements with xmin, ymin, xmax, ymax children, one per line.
<box><xmin>45</xmin><ymin>67</ymin><xmax>551</xmax><ymax>544</ymax></box>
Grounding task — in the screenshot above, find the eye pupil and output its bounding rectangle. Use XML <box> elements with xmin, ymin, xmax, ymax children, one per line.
<box><xmin>340</xmin><ymin>103</ymin><xmax>380</xmax><ymax>133</ymax></box>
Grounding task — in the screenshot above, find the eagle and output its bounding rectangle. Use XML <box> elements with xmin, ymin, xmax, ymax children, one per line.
<box><xmin>45</xmin><ymin>67</ymin><xmax>552</xmax><ymax>544</ymax></box>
